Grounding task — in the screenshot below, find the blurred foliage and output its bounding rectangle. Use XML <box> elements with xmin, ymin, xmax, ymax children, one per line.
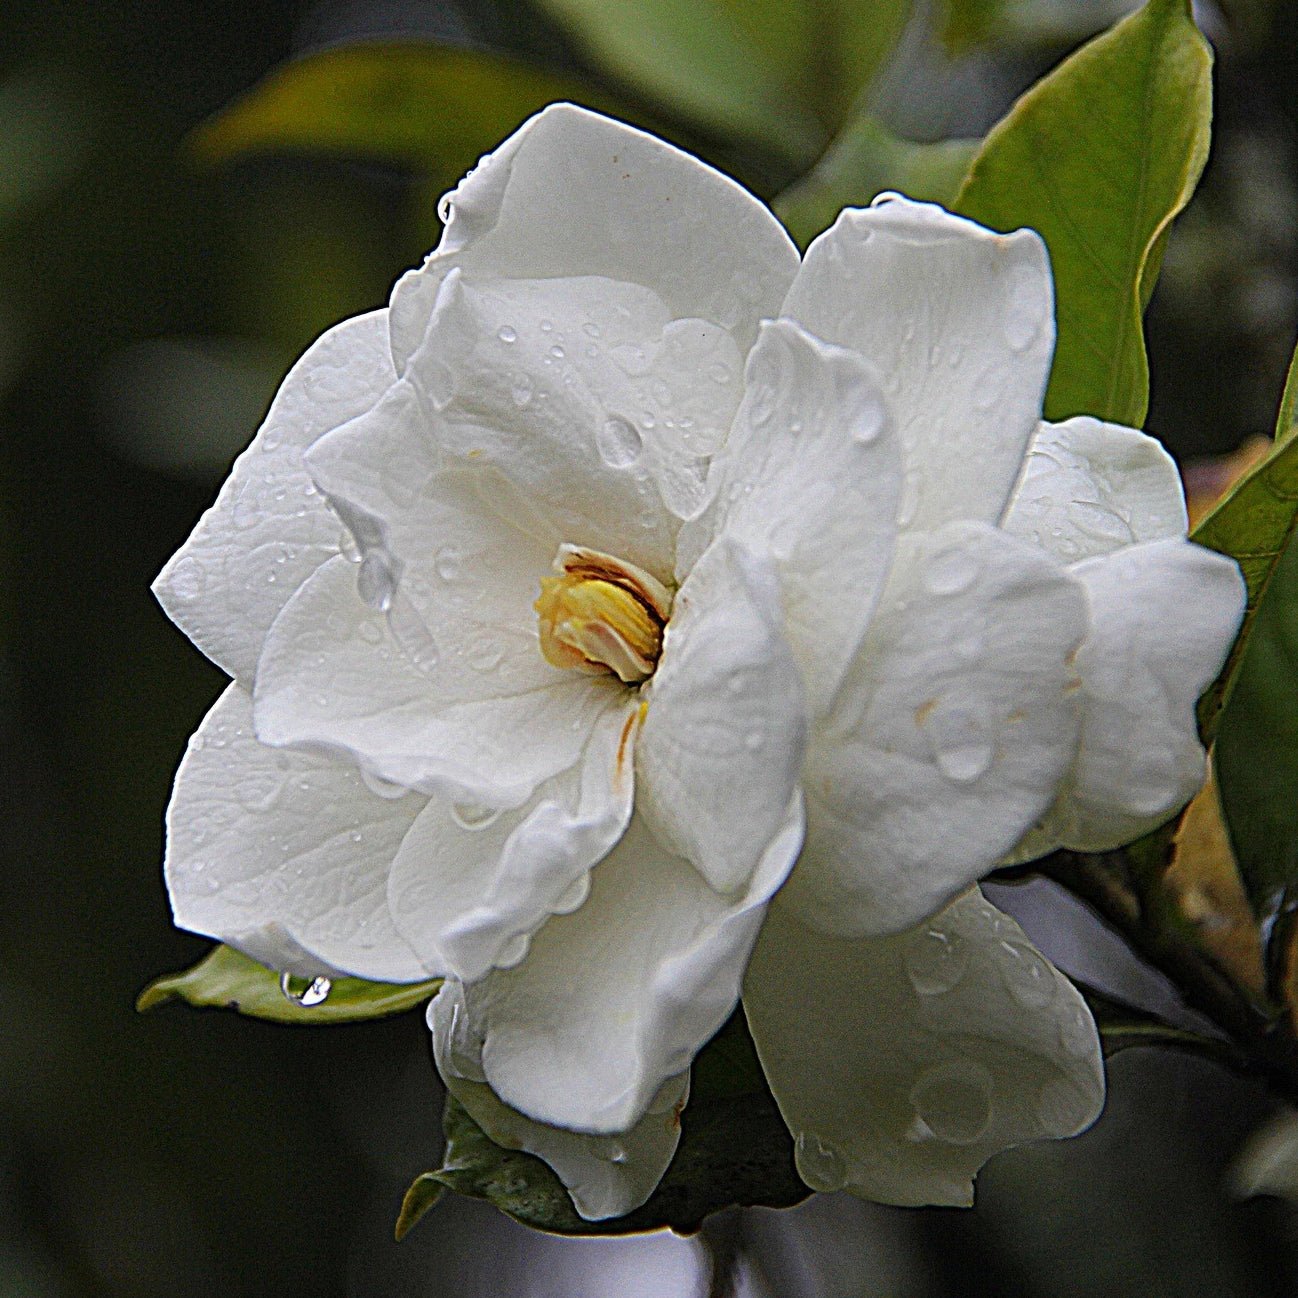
<box><xmin>775</xmin><ymin>117</ymin><xmax>978</xmax><ymax>248</ymax></box>
<box><xmin>190</xmin><ymin>41</ymin><xmax>626</xmax><ymax>188</ymax></box>
<box><xmin>2</xmin><ymin>0</ymin><xmax>1297</xmax><ymax>1293</ymax></box>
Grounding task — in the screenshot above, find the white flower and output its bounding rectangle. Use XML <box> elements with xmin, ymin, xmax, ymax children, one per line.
<box><xmin>154</xmin><ymin>105</ymin><xmax>1244</xmax><ymax>1220</ymax></box>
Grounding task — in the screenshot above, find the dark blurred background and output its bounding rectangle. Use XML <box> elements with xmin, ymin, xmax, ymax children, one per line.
<box><xmin>2</xmin><ymin>1</ymin><xmax>1297</xmax><ymax>1294</ymax></box>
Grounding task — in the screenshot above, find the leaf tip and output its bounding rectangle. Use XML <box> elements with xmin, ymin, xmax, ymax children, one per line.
<box><xmin>395</xmin><ymin>1173</ymin><xmax>446</xmax><ymax>1241</ymax></box>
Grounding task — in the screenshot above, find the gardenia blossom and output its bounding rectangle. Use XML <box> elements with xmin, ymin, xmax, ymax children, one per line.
<box><xmin>154</xmin><ymin>105</ymin><xmax>1244</xmax><ymax>1220</ymax></box>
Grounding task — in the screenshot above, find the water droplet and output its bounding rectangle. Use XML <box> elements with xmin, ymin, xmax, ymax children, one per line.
<box><xmin>548</xmin><ymin>344</ymin><xmax>566</xmax><ymax>361</ymax></box>
<box><xmin>609</xmin><ymin>1144</ymin><xmax>628</xmax><ymax>1165</ymax></box>
<box><xmin>388</xmin><ymin>598</ymin><xmax>439</xmax><ymax>674</ymax></box>
<box><xmin>356</xmin><ymin>551</ymin><xmax>398</xmax><ymax>612</ymax></box>
<box><xmin>904</xmin><ymin>926</ymin><xmax>969</xmax><ymax>995</ymax></box>
<box><xmin>851</xmin><ymin>391</ymin><xmax>887</xmax><ymax>444</ymax></box>
<box><xmin>510</xmin><ymin>374</ymin><xmax>534</xmax><ymax>407</ymax></box>
<box><xmin>707</xmin><ymin>362</ymin><xmax>731</xmax><ymax>385</ymax></box>
<box><xmin>1035</xmin><ymin>1076</ymin><xmax>1095</xmax><ymax>1132</ymax></box>
<box><xmin>923</xmin><ymin>704</ymin><xmax>993</xmax><ymax>783</ymax></box>
<box><xmin>261</xmin><ymin>425</ymin><xmax>283</xmax><ymax>452</ymax></box>
<box><xmin>596</xmin><ymin>416</ymin><xmax>643</xmax><ymax>468</ymax></box>
<box><xmin>999</xmin><ymin>939</ymin><xmax>1057</xmax><ymax>1008</ymax></box>
<box><xmin>468</xmin><ymin>639</ymin><xmax>504</xmax><ymax>672</ymax></box>
<box><xmin>169</xmin><ymin>556</ymin><xmax>205</xmax><ymax>602</ymax></box>
<box><xmin>743</xmin><ymin>730</ymin><xmax>764</xmax><ymax>753</ymax></box>
<box><xmin>924</xmin><ymin>546</ymin><xmax>979</xmax><ymax>597</ymax></box>
<box><xmin>338</xmin><ymin>529</ymin><xmax>362</xmax><ymax>563</ymax></box>
<box><xmin>450</xmin><ymin>802</ymin><xmax>502</xmax><ymax>832</ymax></box>
<box><xmin>361</xmin><ymin>769</ymin><xmax>410</xmax><ymax>800</ymax></box>
<box><xmin>896</xmin><ymin>468</ymin><xmax>922</xmax><ymax>529</ymax></box>
<box><xmin>611</xmin><ymin>343</ymin><xmax>649</xmax><ymax>374</ymax></box>
<box><xmin>582</xmin><ymin>321</ymin><xmax>602</xmax><ymax>340</ymax></box>
<box><xmin>497</xmin><ymin>324</ymin><xmax>517</xmax><ymax>344</ymax></box>
<box><xmin>280</xmin><ymin>972</ymin><xmax>332</xmax><ymax>1008</ymax></box>
<box><xmin>794</xmin><ymin>1132</ymin><xmax>848</xmax><ymax>1192</ymax></box>
<box><xmin>539</xmin><ymin>318</ymin><xmax>553</xmax><ymax>333</ymax></box>
<box><xmin>972</xmin><ymin>368</ymin><xmax>999</xmax><ymax>412</ymax></box>
<box><xmin>434</xmin><ymin>546</ymin><xmax>461</xmax><ymax>581</ymax></box>
<box><xmin>909</xmin><ymin>1062</ymin><xmax>993</xmax><ymax>1144</ymax></box>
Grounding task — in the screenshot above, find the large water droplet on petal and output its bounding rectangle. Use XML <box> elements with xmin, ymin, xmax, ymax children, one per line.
<box><xmin>596</xmin><ymin>415</ymin><xmax>643</xmax><ymax>468</ymax></box>
<box><xmin>904</xmin><ymin>926</ymin><xmax>970</xmax><ymax>996</ymax></box>
<box><xmin>794</xmin><ymin>1132</ymin><xmax>849</xmax><ymax>1192</ymax></box>
<box><xmin>998</xmin><ymin>939</ymin><xmax>1057</xmax><ymax>1008</ymax></box>
<box><xmin>497</xmin><ymin>324</ymin><xmax>517</xmax><ymax>344</ymax></box>
<box><xmin>909</xmin><ymin>1062</ymin><xmax>993</xmax><ymax>1144</ymax></box>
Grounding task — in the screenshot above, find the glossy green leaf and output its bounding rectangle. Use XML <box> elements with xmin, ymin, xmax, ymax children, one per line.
<box><xmin>399</xmin><ymin>1010</ymin><xmax>807</xmax><ymax>1237</ymax></box>
<box><xmin>1201</xmin><ymin>342</ymin><xmax>1298</xmax><ymax>920</ymax></box>
<box><xmin>1194</xmin><ymin>343</ymin><xmax>1298</xmax><ymax>739</ymax></box>
<box><xmin>774</xmin><ymin>115</ymin><xmax>978</xmax><ymax>248</ymax></box>
<box><xmin>190</xmin><ymin>41</ymin><xmax>620</xmax><ymax>182</ymax></box>
<box><xmin>955</xmin><ymin>0</ymin><xmax>1211</xmax><ymax>428</ymax></box>
<box><xmin>137</xmin><ymin>944</ymin><xmax>440</xmax><ymax>1025</ymax></box>
<box><xmin>531</xmin><ymin>0</ymin><xmax>912</xmax><ymax>160</ymax></box>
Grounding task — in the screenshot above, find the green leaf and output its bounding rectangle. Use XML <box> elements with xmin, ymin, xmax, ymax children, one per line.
<box><xmin>954</xmin><ymin>0</ymin><xmax>1212</xmax><ymax>428</ymax></box>
<box><xmin>774</xmin><ymin>115</ymin><xmax>978</xmax><ymax>248</ymax></box>
<box><xmin>1193</xmin><ymin>342</ymin><xmax>1298</xmax><ymax>740</ymax></box>
<box><xmin>137</xmin><ymin>944</ymin><xmax>440</xmax><ymax>1025</ymax></box>
<box><xmin>1200</xmin><ymin>342</ymin><xmax>1298</xmax><ymax>921</ymax></box>
<box><xmin>531</xmin><ymin>0</ymin><xmax>912</xmax><ymax>159</ymax></box>
<box><xmin>190</xmin><ymin>41</ymin><xmax>621</xmax><ymax>183</ymax></box>
<box><xmin>400</xmin><ymin>1011</ymin><xmax>808</xmax><ymax>1237</ymax></box>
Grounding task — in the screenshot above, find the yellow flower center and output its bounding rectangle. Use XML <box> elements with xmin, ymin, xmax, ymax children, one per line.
<box><xmin>534</xmin><ymin>545</ymin><xmax>672</xmax><ymax>684</ymax></box>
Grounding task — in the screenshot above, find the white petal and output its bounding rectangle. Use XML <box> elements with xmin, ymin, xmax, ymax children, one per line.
<box><xmin>679</xmin><ymin>319</ymin><xmax>902</xmax><ymax>714</ymax></box>
<box><xmin>388</xmin><ymin>701</ymin><xmax>639</xmax><ymax>981</ymax></box>
<box><xmin>430</xmin><ymin>983</ymin><xmax>687</xmax><ymax>1221</ymax></box>
<box><xmin>1002</xmin><ymin>416</ymin><xmax>1188</xmax><ymax>562</ymax></box>
<box><xmin>781</xmin><ymin>195</ymin><xmax>1053</xmax><ymax>533</ymax></box>
<box><xmin>459</xmin><ymin>805</ymin><xmax>803</xmax><ymax>1135</ymax></box>
<box><xmin>784</xmin><ymin>521</ymin><xmax>1087</xmax><ymax>937</ymax></box>
<box><xmin>254</xmin><ymin>554</ymin><xmax>625</xmax><ymax>808</ymax></box>
<box><xmin>743</xmin><ymin>889</ymin><xmax>1104</xmax><ymax>1206</ymax></box>
<box><xmin>396</xmin><ymin>271</ymin><xmax>744</xmax><ymax>577</ymax></box>
<box><xmin>152</xmin><ymin>311</ymin><xmax>394</xmax><ymax>683</ymax></box>
<box><xmin>390</xmin><ymin>103</ymin><xmax>798</xmax><ymax>369</ymax></box>
<box><xmin>1027</xmin><ymin>538</ymin><xmax>1244</xmax><ymax>853</ymax></box>
<box><xmin>164</xmin><ymin>684</ymin><xmax>428</xmax><ymax>981</ymax></box>
<box><xmin>637</xmin><ymin>539</ymin><xmax>807</xmax><ymax>894</ymax></box>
